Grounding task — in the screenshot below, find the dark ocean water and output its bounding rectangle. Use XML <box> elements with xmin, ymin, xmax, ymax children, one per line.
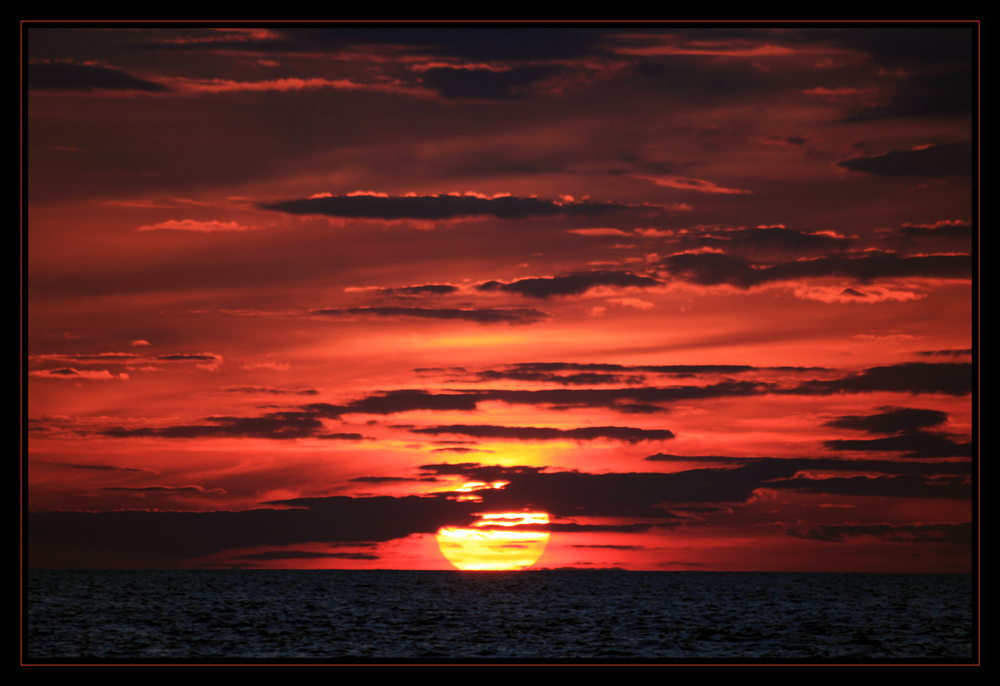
<box><xmin>26</xmin><ymin>570</ymin><xmax>975</xmax><ymax>663</ymax></box>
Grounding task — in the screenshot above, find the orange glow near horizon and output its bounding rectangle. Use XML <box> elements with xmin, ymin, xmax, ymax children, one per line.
<box><xmin>436</xmin><ymin>512</ymin><xmax>551</xmax><ymax>570</ymax></box>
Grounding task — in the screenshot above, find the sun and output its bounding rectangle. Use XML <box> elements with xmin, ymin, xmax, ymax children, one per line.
<box><xmin>436</xmin><ymin>512</ymin><xmax>550</xmax><ymax>571</ymax></box>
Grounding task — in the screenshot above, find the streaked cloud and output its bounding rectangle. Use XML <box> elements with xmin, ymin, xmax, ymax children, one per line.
<box><xmin>311</xmin><ymin>306</ymin><xmax>550</xmax><ymax>325</ymax></box>
<box><xmin>134</xmin><ymin>219</ymin><xmax>258</xmax><ymax>232</ymax></box>
<box><xmin>634</xmin><ymin>175</ymin><xmax>752</xmax><ymax>195</ymax></box>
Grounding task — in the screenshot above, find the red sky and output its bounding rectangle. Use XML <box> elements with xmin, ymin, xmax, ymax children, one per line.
<box><xmin>25</xmin><ymin>23</ymin><xmax>975</xmax><ymax>572</ymax></box>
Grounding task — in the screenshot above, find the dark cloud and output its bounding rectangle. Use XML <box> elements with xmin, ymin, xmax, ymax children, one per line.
<box><xmin>471</xmin><ymin>368</ymin><xmax>645</xmax><ymax>386</ymax></box>
<box><xmin>538</xmin><ymin>372</ymin><xmax>644</xmax><ymax>386</ymax></box>
<box><xmin>663</xmin><ymin>251</ymin><xmax>971</xmax><ymax>288</ymax></box>
<box><xmin>97</xmin><ymin>404</ymin><xmax>366</xmax><ymax>442</ymax></box>
<box><xmin>412</xmin><ymin>424</ymin><xmax>675</xmax><ymax>444</ymax></box>
<box><xmin>314</xmin><ymin>433</ymin><xmax>365</xmax><ymax>441</ymax></box>
<box><xmin>885</xmin><ymin>220</ymin><xmax>975</xmax><ymax>253</ymax></box>
<box><xmin>103</xmin><ymin>411</ymin><xmax>324</xmax><ymax>440</ymax></box>
<box><xmin>316</xmin><ymin>379</ymin><xmax>770</xmax><ymax>418</ymax></box>
<box><xmin>30</xmin><ymin>456</ymin><xmax>971</xmax><ymax>566</ymax></box>
<box><xmin>308</xmin><ymin>390</ymin><xmax>483</xmax><ymax>418</ymax></box>
<box><xmin>806</xmin><ymin>27</ymin><xmax>972</xmax><ymax>68</ymax></box>
<box><xmin>51</xmin><ymin>462</ymin><xmax>156</xmax><ymax>474</ymax></box>
<box><xmin>632</xmin><ymin>54</ymin><xmax>775</xmax><ymax>97</ymax></box>
<box><xmin>29</xmin><ymin>495</ymin><xmax>483</xmax><ymax>566</ymax></box>
<box><xmin>662</xmin><ymin>252</ymin><xmax>760</xmax><ymax>288</ymax></box>
<box><xmin>548</xmin><ymin>522</ymin><xmax>667</xmax><ymax>534</ymax></box>
<box><xmin>476</xmin><ymin>270</ymin><xmax>660</xmax><ymax>298</ymax></box>
<box><xmin>801</xmin><ymin>28</ymin><xmax>972</xmax><ymax>121</ymax></box>
<box><xmin>481</xmin><ymin>362</ymin><xmax>820</xmax><ymax>376</ymax></box>
<box><xmin>823</xmin><ymin>431</ymin><xmax>972</xmax><ymax>459</ymax></box>
<box><xmin>225</xmin><ymin>386</ymin><xmax>320</xmax><ymax>396</ymax></box>
<box><xmin>787</xmin><ymin>521</ymin><xmax>971</xmax><ymax>545</ymax></box>
<box><xmin>917</xmin><ymin>348</ymin><xmax>972</xmax><ymax>358</ymax></box>
<box><xmin>789</xmin><ymin>362</ymin><xmax>971</xmax><ymax>397</ymax></box>
<box><xmin>616</xmin><ymin>403</ymin><xmax>672</xmax><ymax>414</ymax></box>
<box><xmin>379</xmin><ymin>284</ymin><xmax>459</xmax><ymax>297</ymax></box>
<box><xmin>261</xmin><ymin>194</ymin><xmax>635</xmax><ymax>221</ymax></box>
<box><xmin>900</xmin><ymin>220</ymin><xmax>972</xmax><ymax>241</ymax></box>
<box><xmin>813</xmin><ymin>29</ymin><xmax>972</xmax><ymax>121</ymax></box>
<box><xmin>382</xmin><ymin>28</ymin><xmax>609</xmax><ymax>62</ymax></box>
<box><xmin>422</xmin><ymin>65</ymin><xmax>560</xmax><ymax>99</ymax></box>
<box><xmin>101</xmin><ymin>485</ymin><xmax>219</xmax><ymax>493</ymax></box>
<box><xmin>464</xmin><ymin>462</ymin><xmax>809</xmax><ymax>517</ymax></box>
<box><xmin>431</xmin><ymin>447</ymin><xmax>495</xmax><ymax>453</ymax></box>
<box><xmin>31</xmin><ymin>352</ymin><xmax>219</xmax><ymax>368</ymax></box>
<box><xmin>351</xmin><ymin>476</ymin><xmax>439</xmax><ymax>483</ymax></box>
<box><xmin>646</xmin><ymin>453</ymin><xmax>754</xmax><ymax>464</ymax></box>
<box><xmin>144</xmin><ymin>28</ymin><xmax>611</xmax><ymax>62</ymax></box>
<box><xmin>312</xmin><ymin>306</ymin><xmax>549</xmax><ymax>325</ymax></box>
<box><xmin>771</xmin><ymin>473</ymin><xmax>969</xmax><ymax>499</ymax></box>
<box><xmin>419</xmin><ymin>463</ymin><xmax>547</xmax><ymax>482</ymax></box>
<box><xmin>233</xmin><ymin>551</ymin><xmax>379</xmax><ymax>561</ymax></box>
<box><xmin>837</xmin><ymin>143</ymin><xmax>972</xmax><ymax>178</ymax></box>
<box><xmin>846</xmin><ymin>71</ymin><xmax>973</xmax><ymax>122</ymax></box>
<box><xmin>457</xmin><ymin>380</ymin><xmax>770</xmax><ymax>413</ymax></box>
<box><xmin>824</xmin><ymin>406</ymin><xmax>949</xmax><ymax>434</ymax></box>
<box><xmin>28</xmin><ymin>61</ymin><xmax>170</xmax><ymax>92</ymax></box>
<box><xmin>421</xmin><ymin>461</ymin><xmax>831</xmax><ymax>516</ymax></box>
<box><xmin>34</xmin><ymin>353</ymin><xmax>143</xmax><ymax>363</ymax></box>
<box><xmin>97</xmin><ymin>362</ymin><xmax>970</xmax><ymax>443</ymax></box>
<box><xmin>644</xmin><ymin>454</ymin><xmax>972</xmax><ymax>477</ymax></box>
<box><xmin>569</xmin><ymin>544</ymin><xmax>648</xmax><ymax>550</ymax></box>
<box><xmin>677</xmin><ymin>226</ymin><xmax>854</xmax><ymax>256</ymax></box>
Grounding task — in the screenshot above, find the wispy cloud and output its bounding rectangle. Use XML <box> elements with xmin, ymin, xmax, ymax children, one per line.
<box><xmin>134</xmin><ymin>220</ymin><xmax>258</xmax><ymax>232</ymax></box>
<box><xmin>634</xmin><ymin>175</ymin><xmax>752</xmax><ymax>195</ymax></box>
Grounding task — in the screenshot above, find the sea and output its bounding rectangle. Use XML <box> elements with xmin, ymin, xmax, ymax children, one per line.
<box><xmin>25</xmin><ymin>570</ymin><xmax>975</xmax><ymax>664</ymax></box>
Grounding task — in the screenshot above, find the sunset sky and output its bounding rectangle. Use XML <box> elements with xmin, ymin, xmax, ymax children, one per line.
<box><xmin>26</xmin><ymin>24</ymin><xmax>976</xmax><ymax>572</ymax></box>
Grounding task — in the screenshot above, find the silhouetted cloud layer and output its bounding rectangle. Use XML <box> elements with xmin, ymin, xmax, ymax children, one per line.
<box><xmin>29</xmin><ymin>496</ymin><xmax>482</xmax><ymax>565</ymax></box>
<box><xmin>148</xmin><ymin>27</ymin><xmax>610</xmax><ymax>62</ymax></box>
<box><xmin>262</xmin><ymin>194</ymin><xmax>636</xmax><ymax>220</ymax></box>
<box><xmin>918</xmin><ymin>348</ymin><xmax>972</xmax><ymax>358</ymax></box>
<box><xmin>103</xmin><ymin>411</ymin><xmax>324</xmax><ymax>440</ymax></box>
<box><xmin>432</xmin><ymin>461</ymin><xmax>970</xmax><ymax>517</ymax></box>
<box><xmin>899</xmin><ymin>220</ymin><xmax>973</xmax><ymax>242</ymax></box>
<box><xmin>422</xmin><ymin>65</ymin><xmax>559</xmax><ymax>99</ymax></box>
<box><xmin>234</xmin><ymin>551</ymin><xmax>379</xmax><ymax>561</ymax></box>
<box><xmin>29</xmin><ymin>453</ymin><xmax>972</xmax><ymax>566</ymax></box>
<box><xmin>96</xmin><ymin>362</ymin><xmax>971</xmax><ymax>442</ymax></box>
<box><xmin>823</xmin><ymin>432</ymin><xmax>972</xmax><ymax>458</ymax></box>
<box><xmin>838</xmin><ymin>143</ymin><xmax>972</xmax><ymax>177</ymax></box>
<box><xmin>28</xmin><ymin>61</ymin><xmax>169</xmax><ymax>92</ymax></box>
<box><xmin>412</xmin><ymin>424</ymin><xmax>676</xmax><ymax>443</ymax></box>
<box><xmin>677</xmin><ymin>227</ymin><xmax>854</xmax><ymax>255</ymax></box>
<box><xmin>824</xmin><ymin>407</ymin><xmax>949</xmax><ymax>434</ymax></box>
<box><xmin>313</xmin><ymin>306</ymin><xmax>549</xmax><ymax>324</ymax></box>
<box><xmin>307</xmin><ymin>390</ymin><xmax>482</xmax><ymax>418</ymax></box>
<box><xmin>788</xmin><ymin>521</ymin><xmax>971</xmax><ymax>544</ymax></box>
<box><xmin>378</xmin><ymin>284</ymin><xmax>459</xmax><ymax>296</ymax></box>
<box><xmin>664</xmin><ymin>251</ymin><xmax>971</xmax><ymax>288</ymax></box>
<box><xmin>644</xmin><ymin>454</ymin><xmax>972</xmax><ymax>477</ymax></box>
<box><xmin>477</xmin><ymin>271</ymin><xmax>660</xmax><ymax>298</ymax></box>
<box><xmin>789</xmin><ymin>363</ymin><xmax>971</xmax><ymax>396</ymax></box>
<box><xmin>460</xmin><ymin>362</ymin><xmax>821</xmax><ymax>384</ymax></box>
<box><xmin>769</xmin><ymin>474</ymin><xmax>969</xmax><ymax>499</ymax></box>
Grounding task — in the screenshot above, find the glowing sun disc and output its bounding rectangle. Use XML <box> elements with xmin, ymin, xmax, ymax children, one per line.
<box><xmin>436</xmin><ymin>512</ymin><xmax>550</xmax><ymax>571</ymax></box>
